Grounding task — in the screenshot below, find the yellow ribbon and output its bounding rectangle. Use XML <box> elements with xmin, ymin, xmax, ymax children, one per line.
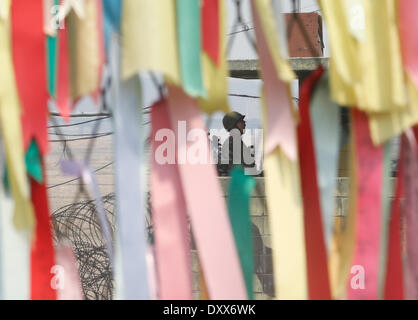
<box><xmin>0</xmin><ymin>3</ymin><xmax>34</xmax><ymax>231</ymax></box>
<box><xmin>320</xmin><ymin>0</ymin><xmax>407</xmax><ymax>114</ymax></box>
<box><xmin>261</xmin><ymin>91</ymin><xmax>308</xmax><ymax>299</ymax></box>
<box><xmin>122</xmin><ymin>0</ymin><xmax>180</xmax><ymax>84</ymax></box>
<box><xmin>67</xmin><ymin>0</ymin><xmax>101</xmax><ymax>99</ymax></box>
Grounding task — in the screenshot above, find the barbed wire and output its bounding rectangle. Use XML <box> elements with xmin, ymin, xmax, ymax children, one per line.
<box><xmin>52</xmin><ymin>193</ymin><xmax>116</xmax><ymax>300</ymax></box>
<box><xmin>52</xmin><ymin>192</ymin><xmax>153</xmax><ymax>300</ymax></box>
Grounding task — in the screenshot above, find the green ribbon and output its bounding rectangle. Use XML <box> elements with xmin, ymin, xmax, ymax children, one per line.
<box><xmin>47</xmin><ymin>0</ymin><xmax>59</xmax><ymax>97</ymax></box>
<box><xmin>176</xmin><ymin>0</ymin><xmax>206</xmax><ymax>98</ymax></box>
<box><xmin>25</xmin><ymin>139</ymin><xmax>43</xmax><ymax>183</ymax></box>
<box><xmin>4</xmin><ymin>139</ymin><xmax>43</xmax><ymax>191</ymax></box>
<box><xmin>227</xmin><ymin>166</ymin><xmax>256</xmax><ymax>299</ymax></box>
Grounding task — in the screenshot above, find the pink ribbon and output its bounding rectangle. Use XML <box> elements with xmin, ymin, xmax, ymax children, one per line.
<box><xmin>398</xmin><ymin>0</ymin><xmax>418</xmax><ymax>88</ymax></box>
<box><xmin>150</xmin><ymin>99</ymin><xmax>193</xmax><ymax>299</ymax></box>
<box><xmin>166</xmin><ymin>84</ymin><xmax>247</xmax><ymax>299</ymax></box>
<box><xmin>54</xmin><ymin>245</ymin><xmax>83</xmax><ymax>300</ymax></box>
<box><xmin>347</xmin><ymin>110</ymin><xmax>383</xmax><ymax>300</ymax></box>
<box><xmin>251</xmin><ymin>0</ymin><xmax>297</xmax><ymax>160</ymax></box>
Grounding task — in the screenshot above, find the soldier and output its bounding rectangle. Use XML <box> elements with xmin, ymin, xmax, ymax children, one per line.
<box><xmin>220</xmin><ymin>112</ymin><xmax>256</xmax><ymax>175</ymax></box>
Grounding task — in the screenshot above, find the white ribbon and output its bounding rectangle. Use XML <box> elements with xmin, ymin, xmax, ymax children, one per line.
<box><xmin>109</xmin><ymin>34</ymin><xmax>150</xmax><ymax>300</ymax></box>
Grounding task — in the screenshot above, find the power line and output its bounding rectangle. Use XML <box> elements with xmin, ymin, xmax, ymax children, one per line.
<box><xmin>49</xmin><ymin>132</ymin><xmax>114</xmax><ymax>137</ymax></box>
<box><xmin>50</xmin><ymin>112</ymin><xmax>112</xmax><ymax>118</ymax></box>
<box><xmin>227</xmin><ymin>26</ymin><xmax>255</xmax><ymax>36</ymax></box>
<box><xmin>229</xmin><ymin>93</ymin><xmax>260</xmax><ymax>99</ymax></box>
<box><xmin>49</xmin><ymin>133</ymin><xmax>113</xmax><ymax>143</ymax></box>
<box><xmin>48</xmin><ymin>117</ymin><xmax>110</xmax><ymax>129</ymax></box>
<box><xmin>47</xmin><ymin>161</ymin><xmax>114</xmax><ymax>190</ymax></box>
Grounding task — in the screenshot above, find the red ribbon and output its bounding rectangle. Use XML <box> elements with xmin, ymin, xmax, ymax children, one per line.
<box><xmin>11</xmin><ymin>0</ymin><xmax>49</xmax><ymax>155</ymax></box>
<box><xmin>298</xmin><ymin>66</ymin><xmax>331</xmax><ymax>299</ymax></box>
<box><xmin>30</xmin><ymin>173</ymin><xmax>56</xmax><ymax>300</ymax></box>
<box><xmin>202</xmin><ymin>0</ymin><xmax>220</xmax><ymax>66</ymax></box>
<box><xmin>57</xmin><ymin>23</ymin><xmax>72</xmax><ymax>121</ymax></box>
<box><xmin>384</xmin><ymin>137</ymin><xmax>404</xmax><ymax>300</ymax></box>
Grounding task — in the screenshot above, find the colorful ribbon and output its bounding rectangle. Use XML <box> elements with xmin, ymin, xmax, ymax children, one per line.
<box><xmin>46</xmin><ymin>0</ymin><xmax>59</xmax><ymax>97</ymax></box>
<box><xmin>401</xmin><ymin>129</ymin><xmax>418</xmax><ymax>300</ymax></box>
<box><xmin>347</xmin><ymin>109</ymin><xmax>383</xmax><ymax>300</ymax></box>
<box><xmin>3</xmin><ymin>0</ymin><xmax>36</xmax><ymax>231</ymax></box>
<box><xmin>251</xmin><ymin>0</ymin><xmax>297</xmax><ymax>161</ymax></box>
<box><xmin>166</xmin><ymin>84</ymin><xmax>247</xmax><ymax>300</ymax></box>
<box><xmin>398</xmin><ymin>0</ymin><xmax>418</xmax><ymax>88</ymax></box>
<box><xmin>176</xmin><ymin>0</ymin><xmax>205</xmax><ymax>98</ymax></box>
<box><xmin>227</xmin><ymin>167</ymin><xmax>256</xmax><ymax>299</ymax></box>
<box><xmin>378</xmin><ymin>141</ymin><xmax>396</xmax><ymax>298</ymax></box>
<box><xmin>67</xmin><ymin>0</ymin><xmax>104</xmax><ymax>100</ymax></box>
<box><xmin>198</xmin><ymin>0</ymin><xmax>229</xmax><ymax>114</ymax></box>
<box><xmin>11</xmin><ymin>0</ymin><xmax>49</xmax><ymax>155</ymax></box>
<box><xmin>201</xmin><ymin>0</ymin><xmax>219</xmax><ymax>66</ymax></box>
<box><xmin>261</xmin><ymin>91</ymin><xmax>308</xmax><ymax>300</ymax></box>
<box><xmin>56</xmin><ymin>21</ymin><xmax>72</xmax><ymax>120</ymax></box>
<box><xmin>121</xmin><ymin>0</ymin><xmax>180</xmax><ymax>83</ymax></box>
<box><xmin>384</xmin><ymin>138</ymin><xmax>404</xmax><ymax>300</ymax></box>
<box><xmin>151</xmin><ymin>99</ymin><xmax>193</xmax><ymax>299</ymax></box>
<box><xmin>109</xmin><ymin>35</ymin><xmax>149</xmax><ymax>299</ymax></box>
<box><xmin>25</xmin><ymin>140</ymin><xmax>43</xmax><ymax>184</ymax></box>
<box><xmin>298</xmin><ymin>66</ymin><xmax>331</xmax><ymax>300</ymax></box>
<box><xmin>54</xmin><ymin>245</ymin><xmax>83</xmax><ymax>300</ymax></box>
<box><xmin>310</xmin><ymin>70</ymin><xmax>341</xmax><ymax>252</ymax></box>
<box><xmin>60</xmin><ymin>160</ymin><xmax>114</xmax><ymax>269</ymax></box>
<box><xmin>30</xmin><ymin>175</ymin><xmax>56</xmax><ymax>300</ymax></box>
<box><xmin>0</xmin><ymin>144</ymin><xmax>30</xmax><ymax>299</ymax></box>
<box><xmin>0</xmin><ymin>192</ymin><xmax>31</xmax><ymax>299</ymax></box>
<box><xmin>103</xmin><ymin>0</ymin><xmax>121</xmax><ymax>55</ymax></box>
